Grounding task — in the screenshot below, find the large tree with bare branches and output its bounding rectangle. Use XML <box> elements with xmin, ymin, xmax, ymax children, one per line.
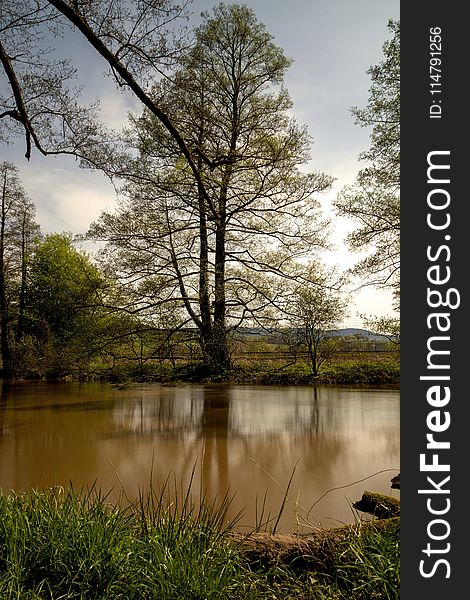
<box><xmin>1</xmin><ymin>1</ymin><xmax>333</xmax><ymax>375</ymax></box>
<box><xmin>88</xmin><ymin>4</ymin><xmax>333</xmax><ymax>374</ymax></box>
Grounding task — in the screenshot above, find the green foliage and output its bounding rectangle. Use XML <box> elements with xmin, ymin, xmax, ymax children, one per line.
<box><xmin>11</xmin><ymin>233</ymin><xmax>107</xmax><ymax>378</ymax></box>
<box><xmin>353</xmin><ymin>19</ymin><xmax>400</xmax><ymax>190</ymax></box>
<box><xmin>229</xmin><ymin>363</ymin><xmax>313</xmax><ymax>385</ymax></box>
<box><xmin>92</xmin><ymin>361</ymin><xmax>174</xmax><ymax>384</ymax></box>
<box><xmin>334</xmin><ymin>19</ymin><xmax>400</xmax><ymax>297</ymax></box>
<box><xmin>223</xmin><ymin>359</ymin><xmax>399</xmax><ymax>386</ymax></box>
<box><xmin>362</xmin><ymin>315</ymin><xmax>400</xmax><ymax>347</ymax></box>
<box><xmin>28</xmin><ymin>234</ymin><xmax>103</xmax><ymax>342</ymax></box>
<box><xmin>318</xmin><ymin>361</ymin><xmax>400</xmax><ymax>384</ymax></box>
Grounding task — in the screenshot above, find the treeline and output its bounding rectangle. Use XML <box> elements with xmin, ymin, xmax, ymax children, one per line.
<box><xmin>1</xmin><ymin>162</ymin><xmax>400</xmax><ymax>383</ymax></box>
<box><xmin>0</xmin><ymin>5</ymin><xmax>400</xmax><ymax>381</ymax></box>
<box><xmin>1</xmin><ymin>159</ymin><xmax>398</xmax><ymax>382</ymax></box>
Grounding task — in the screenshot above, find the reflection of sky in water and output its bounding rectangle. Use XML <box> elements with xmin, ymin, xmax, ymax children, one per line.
<box><xmin>229</xmin><ymin>401</ymin><xmax>314</xmax><ymax>436</ymax></box>
<box><xmin>228</xmin><ymin>390</ymin><xmax>318</xmax><ymax>436</ymax></box>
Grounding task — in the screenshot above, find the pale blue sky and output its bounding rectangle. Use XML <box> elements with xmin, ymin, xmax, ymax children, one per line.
<box><xmin>0</xmin><ymin>0</ymin><xmax>400</xmax><ymax>324</ymax></box>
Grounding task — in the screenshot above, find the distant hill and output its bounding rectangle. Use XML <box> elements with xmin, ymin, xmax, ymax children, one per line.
<box><xmin>233</xmin><ymin>326</ymin><xmax>390</xmax><ymax>343</ymax></box>
<box><xmin>324</xmin><ymin>328</ymin><xmax>390</xmax><ymax>341</ymax></box>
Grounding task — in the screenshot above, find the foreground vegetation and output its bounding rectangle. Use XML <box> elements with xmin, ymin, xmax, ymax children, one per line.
<box><xmin>0</xmin><ymin>486</ymin><xmax>399</xmax><ymax>599</ymax></box>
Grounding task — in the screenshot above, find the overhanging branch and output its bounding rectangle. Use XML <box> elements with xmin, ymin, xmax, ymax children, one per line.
<box><xmin>46</xmin><ymin>0</ymin><xmax>217</xmax><ymax>219</ymax></box>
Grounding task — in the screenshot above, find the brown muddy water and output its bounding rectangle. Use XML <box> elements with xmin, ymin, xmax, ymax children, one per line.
<box><xmin>0</xmin><ymin>381</ymin><xmax>399</xmax><ymax>533</ymax></box>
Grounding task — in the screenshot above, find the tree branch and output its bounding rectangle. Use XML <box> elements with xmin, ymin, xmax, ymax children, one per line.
<box><xmin>46</xmin><ymin>0</ymin><xmax>217</xmax><ymax>218</ymax></box>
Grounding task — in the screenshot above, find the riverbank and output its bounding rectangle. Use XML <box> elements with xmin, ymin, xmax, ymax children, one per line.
<box><xmin>63</xmin><ymin>357</ymin><xmax>400</xmax><ymax>386</ymax></box>
<box><xmin>3</xmin><ymin>350</ymin><xmax>400</xmax><ymax>386</ymax></box>
<box><xmin>0</xmin><ymin>487</ymin><xmax>399</xmax><ymax>599</ymax></box>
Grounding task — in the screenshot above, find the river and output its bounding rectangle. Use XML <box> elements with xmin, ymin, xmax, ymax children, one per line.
<box><xmin>0</xmin><ymin>381</ymin><xmax>399</xmax><ymax>532</ymax></box>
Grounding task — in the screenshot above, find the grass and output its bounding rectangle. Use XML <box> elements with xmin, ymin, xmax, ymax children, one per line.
<box><xmin>0</xmin><ymin>483</ymin><xmax>251</xmax><ymax>599</ymax></box>
<box><xmin>81</xmin><ymin>357</ymin><xmax>399</xmax><ymax>386</ymax></box>
<box><xmin>317</xmin><ymin>361</ymin><xmax>400</xmax><ymax>385</ymax></box>
<box><xmin>315</xmin><ymin>517</ymin><xmax>400</xmax><ymax>599</ymax></box>
<box><xmin>0</xmin><ymin>482</ymin><xmax>399</xmax><ymax>599</ymax></box>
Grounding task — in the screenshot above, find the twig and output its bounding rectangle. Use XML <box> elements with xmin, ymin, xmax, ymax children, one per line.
<box><xmin>306</xmin><ymin>468</ymin><xmax>399</xmax><ymax>519</ymax></box>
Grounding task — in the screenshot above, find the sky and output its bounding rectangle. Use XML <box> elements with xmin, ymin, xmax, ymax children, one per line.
<box><xmin>0</xmin><ymin>0</ymin><xmax>400</xmax><ymax>328</ymax></box>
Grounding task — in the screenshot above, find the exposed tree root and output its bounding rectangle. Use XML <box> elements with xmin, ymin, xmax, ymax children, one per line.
<box><xmin>231</xmin><ymin>517</ymin><xmax>399</xmax><ymax>573</ymax></box>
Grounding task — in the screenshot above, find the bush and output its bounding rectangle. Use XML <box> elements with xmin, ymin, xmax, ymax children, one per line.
<box><xmin>317</xmin><ymin>361</ymin><xmax>400</xmax><ymax>384</ymax></box>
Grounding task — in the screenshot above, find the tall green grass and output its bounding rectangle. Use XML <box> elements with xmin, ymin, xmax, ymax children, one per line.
<box><xmin>0</xmin><ymin>484</ymin><xmax>399</xmax><ymax>599</ymax></box>
<box><xmin>314</xmin><ymin>517</ymin><xmax>400</xmax><ymax>599</ymax></box>
<box><xmin>0</xmin><ymin>483</ymin><xmax>254</xmax><ymax>599</ymax></box>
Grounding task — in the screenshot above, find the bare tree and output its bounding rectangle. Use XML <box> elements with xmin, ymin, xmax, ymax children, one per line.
<box><xmin>1</xmin><ymin>0</ymin><xmax>191</xmax><ymax>161</ymax></box>
<box><xmin>0</xmin><ymin>162</ymin><xmax>39</xmax><ymax>378</ymax></box>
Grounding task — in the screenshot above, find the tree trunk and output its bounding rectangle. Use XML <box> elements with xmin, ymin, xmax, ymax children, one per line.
<box><xmin>205</xmin><ymin>156</ymin><xmax>232</xmax><ymax>376</ymax></box>
<box><xmin>196</xmin><ymin>149</ymin><xmax>230</xmax><ymax>376</ymax></box>
<box><xmin>0</xmin><ymin>174</ymin><xmax>11</xmax><ymax>379</ymax></box>
<box><xmin>200</xmin><ymin>326</ymin><xmax>230</xmax><ymax>377</ymax></box>
<box><xmin>15</xmin><ymin>209</ymin><xmax>28</xmax><ymax>342</ymax></box>
<box><xmin>197</xmin><ymin>142</ymin><xmax>212</xmax><ymax>337</ymax></box>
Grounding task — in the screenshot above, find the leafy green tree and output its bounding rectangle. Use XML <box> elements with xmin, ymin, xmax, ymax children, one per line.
<box><xmin>333</xmin><ymin>19</ymin><xmax>400</xmax><ymax>301</ymax></box>
<box><xmin>286</xmin><ymin>270</ymin><xmax>347</xmax><ymax>376</ymax></box>
<box><xmin>89</xmin><ymin>4</ymin><xmax>333</xmax><ymax>375</ymax></box>
<box><xmin>361</xmin><ymin>314</ymin><xmax>400</xmax><ymax>348</ymax></box>
<box><xmin>25</xmin><ymin>233</ymin><xmax>105</xmax><ymax>376</ymax></box>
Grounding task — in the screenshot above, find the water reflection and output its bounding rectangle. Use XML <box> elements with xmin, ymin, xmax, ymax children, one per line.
<box><xmin>0</xmin><ymin>381</ymin><xmax>399</xmax><ymax>532</ymax></box>
<box><xmin>106</xmin><ymin>385</ymin><xmax>328</xmax><ymax>438</ymax></box>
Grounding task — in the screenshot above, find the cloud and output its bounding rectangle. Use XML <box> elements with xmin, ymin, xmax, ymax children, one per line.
<box><xmin>17</xmin><ymin>158</ymin><xmax>117</xmax><ymax>235</ymax></box>
<box><xmin>97</xmin><ymin>87</ymin><xmax>140</xmax><ymax>131</ymax></box>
